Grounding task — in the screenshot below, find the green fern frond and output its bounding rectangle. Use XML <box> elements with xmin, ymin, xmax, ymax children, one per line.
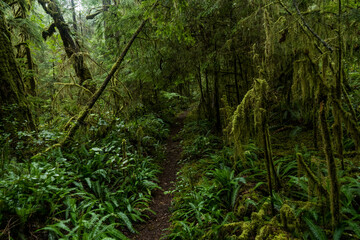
<box><xmin>303</xmin><ymin>217</ymin><xmax>327</xmax><ymax>240</ymax></box>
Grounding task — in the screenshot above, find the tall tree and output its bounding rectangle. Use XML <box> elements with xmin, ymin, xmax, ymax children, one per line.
<box><xmin>38</xmin><ymin>0</ymin><xmax>94</xmax><ymax>91</ymax></box>
<box><xmin>11</xmin><ymin>0</ymin><xmax>37</xmax><ymax>96</ymax></box>
<box><xmin>0</xmin><ymin>11</ymin><xmax>35</xmax><ymax>132</ymax></box>
<box><xmin>70</xmin><ymin>0</ymin><xmax>78</xmax><ymax>32</ymax></box>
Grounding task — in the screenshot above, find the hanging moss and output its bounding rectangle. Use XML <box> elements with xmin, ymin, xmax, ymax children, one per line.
<box><xmin>231</xmin><ymin>79</ymin><xmax>270</xmax><ymax>158</ymax></box>
<box><xmin>231</xmin><ymin>87</ymin><xmax>255</xmax><ymax>159</ymax></box>
<box><xmin>230</xmin><ymin>79</ymin><xmax>280</xmax><ymax>209</ymax></box>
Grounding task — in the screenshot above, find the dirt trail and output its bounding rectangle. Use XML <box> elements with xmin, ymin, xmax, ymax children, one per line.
<box><xmin>129</xmin><ymin>112</ymin><xmax>187</xmax><ymax>240</ymax></box>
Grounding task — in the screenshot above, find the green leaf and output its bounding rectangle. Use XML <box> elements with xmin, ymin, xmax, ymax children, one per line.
<box><xmin>40</xmin><ymin>220</ymin><xmax>71</xmax><ymax>237</ymax></box>
<box><xmin>303</xmin><ymin>217</ymin><xmax>327</xmax><ymax>240</ymax></box>
<box><xmin>347</xmin><ymin>221</ymin><xmax>360</xmax><ymax>237</ymax></box>
<box><xmin>253</xmin><ymin>181</ymin><xmax>265</xmax><ymax>191</ymax></box>
<box><xmin>85</xmin><ymin>177</ymin><xmax>92</xmax><ymax>189</ymax></box>
<box><xmin>333</xmin><ymin>226</ymin><xmax>344</xmax><ymax>240</ymax></box>
<box><xmin>107</xmin><ymin>227</ymin><xmax>130</xmax><ymax>240</ymax></box>
<box><xmin>117</xmin><ymin>212</ymin><xmax>136</xmax><ymax>233</ymax></box>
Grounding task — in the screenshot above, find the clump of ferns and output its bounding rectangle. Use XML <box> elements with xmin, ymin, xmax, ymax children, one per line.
<box><xmin>289</xmin><ymin>152</ymin><xmax>360</xmax><ymax>239</ymax></box>
<box><xmin>178</xmin><ymin>119</ymin><xmax>222</xmax><ymax>162</ymax></box>
<box><xmin>0</xmin><ymin>116</ymin><xmax>165</xmax><ymax>239</ymax></box>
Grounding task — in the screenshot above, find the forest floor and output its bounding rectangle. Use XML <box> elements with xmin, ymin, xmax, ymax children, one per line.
<box><xmin>126</xmin><ymin>111</ymin><xmax>187</xmax><ymax>240</ymax></box>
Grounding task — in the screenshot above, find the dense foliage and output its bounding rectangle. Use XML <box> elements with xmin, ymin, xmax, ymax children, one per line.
<box><xmin>1</xmin><ymin>0</ymin><xmax>360</xmax><ymax>239</ymax></box>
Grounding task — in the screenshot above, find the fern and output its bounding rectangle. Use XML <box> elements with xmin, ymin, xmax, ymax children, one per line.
<box><xmin>346</xmin><ymin>221</ymin><xmax>360</xmax><ymax>237</ymax></box>
<box><xmin>333</xmin><ymin>226</ymin><xmax>345</xmax><ymax>240</ymax></box>
<box><xmin>118</xmin><ymin>211</ymin><xmax>136</xmax><ymax>233</ymax></box>
<box><xmin>303</xmin><ymin>216</ymin><xmax>327</xmax><ymax>240</ymax></box>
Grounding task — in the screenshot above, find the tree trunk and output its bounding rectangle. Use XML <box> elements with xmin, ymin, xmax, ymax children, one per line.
<box><xmin>60</xmin><ymin>19</ymin><xmax>148</xmax><ymax>148</ymax></box>
<box><xmin>319</xmin><ymin>96</ymin><xmax>340</xmax><ymax>231</ymax></box>
<box><xmin>213</xmin><ymin>46</ymin><xmax>221</xmax><ymax>132</ymax></box>
<box><xmin>70</xmin><ymin>0</ymin><xmax>78</xmax><ymax>32</ymax></box>
<box><xmin>0</xmin><ymin>13</ymin><xmax>35</xmax><ymax>132</ymax></box>
<box><xmin>12</xmin><ymin>2</ymin><xmax>37</xmax><ymax>97</ymax></box>
<box><xmin>334</xmin><ymin>0</ymin><xmax>344</xmax><ymax>170</ymax></box>
<box><xmin>103</xmin><ymin>0</ymin><xmax>112</xmax><ymax>45</ymax></box>
<box><xmin>205</xmin><ymin>68</ymin><xmax>212</xmax><ymax>121</ymax></box>
<box><xmin>233</xmin><ymin>52</ymin><xmax>240</xmax><ymax>105</ymax></box>
<box><xmin>263</xmin><ymin>120</ymin><xmax>274</xmax><ymax>215</ymax></box>
<box><xmin>214</xmin><ymin>67</ymin><xmax>221</xmax><ymax>132</ymax></box>
<box><xmin>197</xmin><ymin>66</ymin><xmax>205</xmax><ymax>104</ymax></box>
<box><xmin>38</xmin><ymin>0</ymin><xmax>93</xmax><ymax>90</ymax></box>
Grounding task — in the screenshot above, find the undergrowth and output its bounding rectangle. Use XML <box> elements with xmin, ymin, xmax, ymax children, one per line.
<box><xmin>0</xmin><ymin>113</ymin><xmax>169</xmax><ymax>239</ymax></box>
<box><xmin>168</xmin><ymin>117</ymin><xmax>360</xmax><ymax>240</ymax></box>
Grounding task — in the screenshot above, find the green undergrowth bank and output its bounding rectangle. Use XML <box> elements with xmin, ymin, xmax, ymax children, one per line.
<box><xmin>0</xmin><ymin>113</ymin><xmax>169</xmax><ymax>239</ymax></box>
<box><xmin>168</xmin><ymin>113</ymin><xmax>360</xmax><ymax>240</ymax></box>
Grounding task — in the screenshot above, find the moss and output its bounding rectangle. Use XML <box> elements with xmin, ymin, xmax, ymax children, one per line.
<box><xmin>319</xmin><ymin>98</ymin><xmax>341</xmax><ymax>230</ymax></box>
<box><xmin>136</xmin><ymin>126</ymin><xmax>144</xmax><ymax>151</ymax></box>
<box><xmin>122</xmin><ymin>139</ymin><xmax>127</xmax><ymax>160</ymax></box>
<box><xmin>296</xmin><ymin>153</ymin><xmax>328</xmax><ymax>198</ymax></box>
<box><xmin>222</xmin><ymin>201</ymin><xmax>299</xmax><ymax>240</ymax></box>
<box><xmin>221</xmin><ymin>222</ymin><xmax>245</xmax><ymax>233</ymax></box>
<box><xmin>0</xmin><ymin>14</ymin><xmax>36</xmax><ymax>132</ymax></box>
<box><xmin>333</xmin><ymin>99</ymin><xmax>360</xmax><ymax>151</ymax></box>
<box><xmin>273</xmin><ymin>233</ymin><xmax>291</xmax><ymax>239</ymax></box>
<box><xmin>280</xmin><ymin>204</ymin><xmax>298</xmax><ymax>232</ymax></box>
<box><xmin>237</xmin><ymin>221</ymin><xmax>251</xmax><ymax>240</ymax></box>
<box><xmin>236</xmin><ymin>205</ymin><xmax>246</xmax><ymax>219</ymax></box>
<box><xmin>256</xmin><ymin>224</ymin><xmax>272</xmax><ymax>240</ymax></box>
<box><xmin>236</xmin><ymin>204</ymin><xmax>267</xmax><ymax>239</ymax></box>
<box><xmin>239</xmin><ymin>190</ymin><xmax>262</xmax><ymax>217</ymax></box>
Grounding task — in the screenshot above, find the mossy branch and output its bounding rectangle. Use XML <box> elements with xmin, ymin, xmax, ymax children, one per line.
<box><xmin>296</xmin><ymin>153</ymin><xmax>329</xmax><ymax>198</ymax></box>
<box><xmin>60</xmin><ymin>19</ymin><xmax>148</xmax><ymax>147</ymax></box>
<box><xmin>42</xmin><ymin>22</ymin><xmax>56</xmax><ymax>40</ymax></box>
<box><xmin>32</xmin><ymin>16</ymin><xmax>151</xmax><ymax>159</ymax></box>
<box><xmin>292</xmin><ymin>0</ymin><xmax>333</xmax><ymax>52</ymax></box>
<box><xmin>54</xmin><ymin>82</ymin><xmax>93</xmax><ymax>96</ymax></box>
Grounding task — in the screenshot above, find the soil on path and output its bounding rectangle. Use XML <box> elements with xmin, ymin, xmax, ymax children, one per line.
<box><xmin>129</xmin><ymin>112</ymin><xmax>187</xmax><ymax>240</ymax></box>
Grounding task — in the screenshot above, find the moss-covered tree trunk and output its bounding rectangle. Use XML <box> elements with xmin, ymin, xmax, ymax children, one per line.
<box><xmin>102</xmin><ymin>0</ymin><xmax>112</xmax><ymax>45</ymax></box>
<box><xmin>213</xmin><ymin>51</ymin><xmax>221</xmax><ymax>133</ymax></box>
<box><xmin>318</xmin><ymin>92</ymin><xmax>340</xmax><ymax>231</ymax></box>
<box><xmin>16</xmin><ymin>42</ymin><xmax>36</xmax><ymax>96</ymax></box>
<box><xmin>262</xmin><ymin>114</ymin><xmax>274</xmax><ymax>215</ymax></box>
<box><xmin>70</xmin><ymin>0</ymin><xmax>78</xmax><ymax>32</ymax></box>
<box><xmin>333</xmin><ymin>0</ymin><xmax>344</xmax><ymax>170</ymax></box>
<box><xmin>38</xmin><ymin>0</ymin><xmax>93</xmax><ymax>90</ymax></box>
<box><xmin>12</xmin><ymin>1</ymin><xmax>37</xmax><ymax>96</ymax></box>
<box><xmin>0</xmin><ymin>13</ymin><xmax>35</xmax><ymax>132</ymax></box>
<box><xmin>233</xmin><ymin>52</ymin><xmax>240</xmax><ymax>105</ymax></box>
<box><xmin>205</xmin><ymin>68</ymin><xmax>212</xmax><ymax>122</ymax></box>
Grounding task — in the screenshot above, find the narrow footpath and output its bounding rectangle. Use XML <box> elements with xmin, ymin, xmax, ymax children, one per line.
<box><xmin>130</xmin><ymin>112</ymin><xmax>187</xmax><ymax>240</ymax></box>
